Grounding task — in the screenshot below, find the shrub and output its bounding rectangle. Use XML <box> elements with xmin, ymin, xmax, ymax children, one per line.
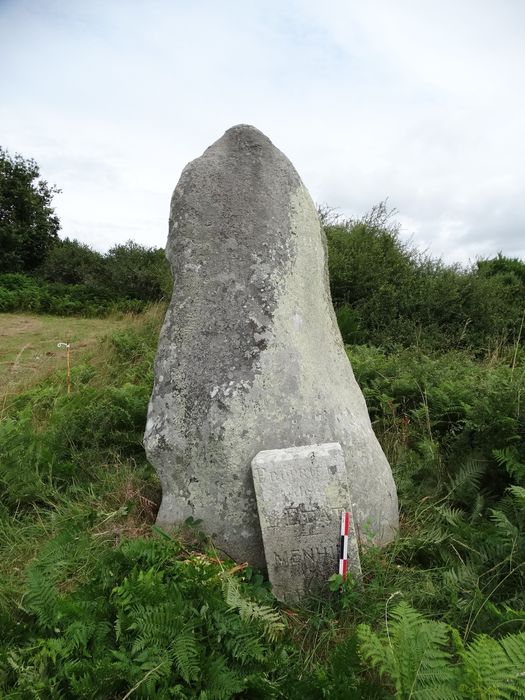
<box><xmin>326</xmin><ymin>204</ymin><xmax>525</xmax><ymax>352</ymax></box>
<box><xmin>104</xmin><ymin>241</ymin><xmax>172</xmax><ymax>302</ymax></box>
<box><xmin>37</xmin><ymin>238</ymin><xmax>106</xmax><ymax>286</ymax></box>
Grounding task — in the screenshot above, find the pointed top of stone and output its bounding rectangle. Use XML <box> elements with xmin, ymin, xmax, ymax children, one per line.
<box><xmin>224</xmin><ymin>123</ymin><xmax>265</xmax><ymax>134</ymax></box>
<box><xmin>203</xmin><ymin>124</ymin><xmax>281</xmax><ymax>159</ymax></box>
<box><xmin>223</xmin><ymin>123</ymin><xmax>269</xmax><ymax>138</ymax></box>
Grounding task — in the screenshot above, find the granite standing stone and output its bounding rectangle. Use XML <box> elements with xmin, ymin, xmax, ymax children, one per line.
<box><xmin>144</xmin><ymin>124</ymin><xmax>398</xmax><ymax>567</ymax></box>
<box><xmin>252</xmin><ymin>443</ymin><xmax>361</xmax><ymax>602</ymax></box>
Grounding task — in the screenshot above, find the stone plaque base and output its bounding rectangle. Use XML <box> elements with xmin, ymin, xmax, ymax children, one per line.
<box><xmin>251</xmin><ymin>442</ymin><xmax>360</xmax><ymax>602</ymax></box>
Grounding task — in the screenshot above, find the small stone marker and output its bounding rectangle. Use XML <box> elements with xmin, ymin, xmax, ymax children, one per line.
<box><xmin>252</xmin><ymin>442</ymin><xmax>361</xmax><ymax>602</ymax></box>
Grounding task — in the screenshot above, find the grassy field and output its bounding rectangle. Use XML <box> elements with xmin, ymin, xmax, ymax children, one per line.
<box><xmin>0</xmin><ymin>313</ymin><xmax>132</xmax><ymax>408</ymax></box>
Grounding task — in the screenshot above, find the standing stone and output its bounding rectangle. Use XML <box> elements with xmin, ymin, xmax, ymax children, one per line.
<box><xmin>252</xmin><ymin>443</ymin><xmax>361</xmax><ymax>602</ymax></box>
<box><xmin>144</xmin><ymin>124</ymin><xmax>398</xmax><ymax>567</ymax></box>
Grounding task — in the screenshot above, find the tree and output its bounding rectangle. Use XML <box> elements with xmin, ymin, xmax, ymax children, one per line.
<box><xmin>0</xmin><ymin>147</ymin><xmax>60</xmax><ymax>273</ymax></box>
<box><xmin>38</xmin><ymin>237</ymin><xmax>105</xmax><ymax>286</ymax></box>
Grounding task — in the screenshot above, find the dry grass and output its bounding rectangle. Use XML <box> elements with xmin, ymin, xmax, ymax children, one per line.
<box><xmin>0</xmin><ymin>313</ymin><xmax>130</xmax><ymax>403</ymax></box>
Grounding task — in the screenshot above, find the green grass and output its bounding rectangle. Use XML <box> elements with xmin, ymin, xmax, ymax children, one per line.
<box><xmin>0</xmin><ymin>309</ymin><xmax>163</xmax><ymax>637</ymax></box>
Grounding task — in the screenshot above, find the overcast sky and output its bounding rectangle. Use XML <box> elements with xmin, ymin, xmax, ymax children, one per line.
<box><xmin>1</xmin><ymin>0</ymin><xmax>524</xmax><ymax>265</ymax></box>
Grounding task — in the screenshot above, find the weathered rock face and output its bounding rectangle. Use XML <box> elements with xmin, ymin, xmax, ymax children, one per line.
<box><xmin>144</xmin><ymin>124</ymin><xmax>398</xmax><ymax>567</ymax></box>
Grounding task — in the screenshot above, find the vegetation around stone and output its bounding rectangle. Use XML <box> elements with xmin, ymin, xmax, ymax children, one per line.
<box><xmin>1</xmin><ymin>291</ymin><xmax>525</xmax><ymax>696</ymax></box>
<box><xmin>1</xmin><ymin>151</ymin><xmax>525</xmax><ymax>696</ymax></box>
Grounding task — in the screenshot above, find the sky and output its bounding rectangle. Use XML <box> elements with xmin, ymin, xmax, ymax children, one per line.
<box><xmin>1</xmin><ymin>0</ymin><xmax>524</xmax><ymax>265</ymax></box>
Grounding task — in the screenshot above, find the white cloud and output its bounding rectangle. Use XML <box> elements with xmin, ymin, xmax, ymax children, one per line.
<box><xmin>1</xmin><ymin>0</ymin><xmax>524</xmax><ymax>264</ymax></box>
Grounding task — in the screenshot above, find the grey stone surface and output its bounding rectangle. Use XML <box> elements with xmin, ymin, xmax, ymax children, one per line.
<box><xmin>252</xmin><ymin>443</ymin><xmax>361</xmax><ymax>602</ymax></box>
<box><xmin>144</xmin><ymin>124</ymin><xmax>398</xmax><ymax>567</ymax></box>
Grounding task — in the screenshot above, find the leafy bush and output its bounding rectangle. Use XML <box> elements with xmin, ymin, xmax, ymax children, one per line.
<box><xmin>104</xmin><ymin>241</ymin><xmax>172</xmax><ymax>302</ymax></box>
<box><xmin>0</xmin><ymin>273</ymin><xmax>154</xmax><ymax>316</ymax></box>
<box><xmin>0</xmin><ymin>385</ymin><xmax>148</xmax><ymax>513</ymax></box>
<box><xmin>0</xmin><ymin>236</ymin><xmax>171</xmax><ymax>317</ymax></box>
<box><xmin>326</xmin><ymin>204</ymin><xmax>525</xmax><ymax>352</ymax></box>
<box><xmin>38</xmin><ymin>237</ymin><xmax>106</xmax><ymax>286</ymax></box>
<box><xmin>335</xmin><ymin>304</ymin><xmax>360</xmax><ymax>344</ymax></box>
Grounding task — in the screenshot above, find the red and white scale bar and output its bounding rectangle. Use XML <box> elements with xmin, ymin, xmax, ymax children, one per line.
<box><xmin>339</xmin><ymin>510</ymin><xmax>350</xmax><ymax>579</ymax></box>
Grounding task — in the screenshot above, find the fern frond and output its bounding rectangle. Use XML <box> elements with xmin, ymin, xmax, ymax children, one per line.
<box><xmin>412</xmin><ymin>515</ymin><xmax>451</xmax><ymax>547</ymax></box>
<box><xmin>358</xmin><ymin>602</ymin><xmax>461</xmax><ymax>700</ymax></box>
<box><xmin>130</xmin><ymin>602</ymin><xmax>182</xmax><ymax>654</ymax></box>
<box><xmin>171</xmin><ymin>626</ymin><xmax>200</xmax><ymax>683</ymax></box>
<box><xmin>224</xmin><ymin>631</ymin><xmax>266</xmax><ymax>664</ymax></box>
<box><xmin>390</xmin><ymin>602</ymin><xmax>458</xmax><ymax>697</ymax></box>
<box><xmin>357</xmin><ymin>622</ymin><xmax>396</xmax><ymax>680</ymax></box>
<box><xmin>22</xmin><ymin>571</ymin><xmax>59</xmax><ymax>630</ymax></box>
<box><xmin>133</xmin><ymin>651</ymin><xmax>172</xmax><ymax>697</ymax></box>
<box><xmin>490</xmin><ymin>509</ymin><xmax>519</xmax><ymax>545</ymax></box>
<box><xmin>463</xmin><ymin>631</ymin><xmax>525</xmax><ymax>699</ymax></box>
<box><xmin>435</xmin><ymin>504</ymin><xmax>466</xmax><ymax>528</ymax></box>
<box><xmin>493</xmin><ymin>448</ymin><xmax>525</xmax><ymax>481</ymax></box>
<box><xmin>447</xmin><ymin>460</ymin><xmax>486</xmax><ymax>501</ymax></box>
<box><xmin>64</xmin><ymin>620</ymin><xmax>93</xmax><ymax>651</ymax></box>
<box><xmin>509</xmin><ymin>485</ymin><xmax>525</xmax><ymax>509</ymax></box>
<box><xmin>204</xmin><ymin>654</ymin><xmax>245</xmax><ymax>699</ymax></box>
<box><xmin>468</xmin><ymin>493</ymin><xmax>486</xmax><ymax>524</ymax></box>
<box><xmin>442</xmin><ymin>562</ymin><xmax>479</xmax><ymax>592</ymax></box>
<box><xmin>222</xmin><ymin>575</ymin><xmax>284</xmax><ymax>642</ymax></box>
<box><xmin>500</xmin><ymin>631</ymin><xmax>525</xmax><ymax>668</ymax></box>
